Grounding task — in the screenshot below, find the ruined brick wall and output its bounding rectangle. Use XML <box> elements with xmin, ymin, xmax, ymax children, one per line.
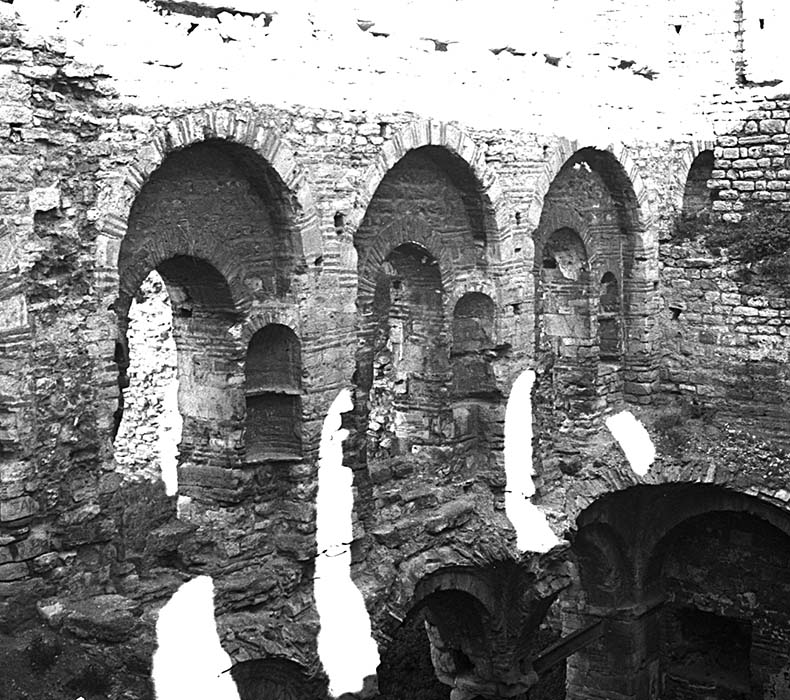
<box><xmin>2</xmin><ymin>3</ymin><xmax>790</xmax><ymax>697</ymax></box>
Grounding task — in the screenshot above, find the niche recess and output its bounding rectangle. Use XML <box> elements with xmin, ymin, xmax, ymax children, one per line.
<box><xmin>662</xmin><ymin>606</ymin><xmax>752</xmax><ymax>698</ymax></box>
<box><xmin>245</xmin><ymin>324</ymin><xmax>302</xmax><ymax>461</ymax></box>
<box><xmin>598</xmin><ymin>272</ymin><xmax>621</xmax><ymax>361</ymax></box>
<box><xmin>368</xmin><ymin>243</ymin><xmax>449</xmax><ymax>457</ymax></box>
<box><xmin>451</xmin><ymin>292</ymin><xmax>498</xmax><ymax>440</ymax></box>
<box><xmin>539</xmin><ymin>227</ymin><xmax>591</xmax><ymax>360</ymax></box>
<box><xmin>682</xmin><ymin>150</ymin><xmax>714</xmax><ymax>218</ymax></box>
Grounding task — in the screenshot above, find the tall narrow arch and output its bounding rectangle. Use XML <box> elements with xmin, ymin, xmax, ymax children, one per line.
<box><xmin>355</xmin><ymin>140</ymin><xmax>496</xmax><ymax>464</ymax></box>
<box><xmin>535</xmin><ymin>146</ymin><xmax>655</xmax><ymax>416</ymax></box>
<box><xmin>363</xmin><ymin>242</ymin><xmax>449</xmax><ymax>460</ymax></box>
<box><xmin>114</xmin><ymin>254</ymin><xmax>242</xmax><ymax>501</ymax></box>
<box><xmin>598</xmin><ymin>271</ymin><xmax>621</xmax><ymax>361</ymax></box>
<box><xmin>112</xmin><ymin>131</ymin><xmax>312</xmax><ymax>502</ymax></box>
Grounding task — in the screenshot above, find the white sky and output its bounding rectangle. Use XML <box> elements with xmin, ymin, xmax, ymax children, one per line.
<box><xmin>605</xmin><ymin>410</ymin><xmax>656</xmax><ymax>477</ymax></box>
<box><xmin>314</xmin><ymin>389</ymin><xmax>380</xmax><ymax>696</ymax></box>
<box><xmin>503</xmin><ymin>369</ymin><xmax>561</xmax><ymax>552</ymax></box>
<box><xmin>152</xmin><ymin>576</ymin><xmax>241</xmax><ymax>700</ymax></box>
<box><xmin>11</xmin><ymin>0</ymin><xmax>790</xmax><ymax>141</ymax></box>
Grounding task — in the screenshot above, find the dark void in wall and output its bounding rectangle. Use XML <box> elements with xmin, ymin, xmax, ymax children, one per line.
<box><xmin>245</xmin><ymin>324</ymin><xmax>302</xmax><ymax>460</ymax></box>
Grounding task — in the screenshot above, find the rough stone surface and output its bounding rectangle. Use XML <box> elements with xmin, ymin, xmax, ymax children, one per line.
<box><xmin>0</xmin><ymin>3</ymin><xmax>788</xmax><ymax>700</ymax></box>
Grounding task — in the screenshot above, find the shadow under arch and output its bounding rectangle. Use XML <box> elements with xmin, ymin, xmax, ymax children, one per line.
<box><xmin>358</xmin><ymin>120</ymin><xmax>507</xmax><ymax>250</ymax></box>
<box><xmin>230</xmin><ymin>656</ymin><xmax>328</xmax><ymax>700</ymax></box>
<box><xmin>572</xmin><ymin>521</ymin><xmax>633</xmax><ymax>609</ymax></box>
<box><xmin>566</xmin><ymin>483</ymin><xmax>790</xmax><ymax>700</ymax></box>
<box><xmin>377</xmin><ymin>568</ymin><xmax>494</xmax><ymax>700</ymax></box>
<box><xmin>97</xmin><ymin>109</ymin><xmax>321</xmax><ymax>284</ymax></box>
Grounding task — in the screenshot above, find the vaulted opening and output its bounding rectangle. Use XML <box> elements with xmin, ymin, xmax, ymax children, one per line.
<box><xmin>539</xmin><ymin>227</ymin><xmax>591</xmax><ymax>357</ymax></box>
<box><xmin>682</xmin><ymin>150</ymin><xmax>714</xmax><ymax>218</ymax></box>
<box><xmin>451</xmin><ymin>292</ymin><xmax>497</xmax><ymax>398</ymax></box>
<box><xmin>534</xmin><ymin>146</ymin><xmax>650</xmax><ymax>442</ymax></box>
<box><xmin>598</xmin><ymin>272</ymin><xmax>621</xmax><ymax>362</ymax></box>
<box><xmin>367</xmin><ymin>242</ymin><xmax>449</xmax><ymax>459</ymax></box>
<box><xmin>114</xmin><ymin>269</ymin><xmax>180</xmax><ymax>494</ymax></box>
<box><xmin>244</xmin><ymin>324</ymin><xmax>302</xmax><ymax>461</ymax></box>
<box><xmin>567</xmin><ymin>487</ymin><xmax>790</xmax><ymax>700</ymax></box>
<box><xmin>231</xmin><ymin>657</ymin><xmax>327</xmax><ymax>700</ymax></box>
<box><xmin>114</xmin><ymin>138</ymin><xmax>303</xmax><ymax>500</ymax></box>
<box><xmin>377</xmin><ymin>588</ymin><xmax>490</xmax><ymax>700</ymax></box>
<box><xmin>115</xmin><ymin>255</ymin><xmax>242</xmax><ymax>484</ymax></box>
<box><xmin>661</xmin><ymin>606</ymin><xmax>752</xmax><ymax>698</ymax></box>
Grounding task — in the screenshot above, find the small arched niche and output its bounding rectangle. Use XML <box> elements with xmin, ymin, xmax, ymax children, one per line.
<box><xmin>682</xmin><ymin>150</ymin><xmax>714</xmax><ymax>218</ymax></box>
<box><xmin>244</xmin><ymin>324</ymin><xmax>302</xmax><ymax>461</ymax></box>
<box><xmin>452</xmin><ymin>292</ymin><xmax>495</xmax><ymax>356</ymax></box>
<box><xmin>451</xmin><ymin>291</ymin><xmax>498</xmax><ymax>400</ymax></box>
<box><xmin>539</xmin><ymin>227</ymin><xmax>591</xmax><ymax>356</ymax></box>
<box><xmin>598</xmin><ymin>272</ymin><xmax>621</xmax><ymax>362</ymax></box>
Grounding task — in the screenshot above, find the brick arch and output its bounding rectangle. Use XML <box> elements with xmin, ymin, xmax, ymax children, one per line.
<box><xmin>637</xmin><ymin>485</ymin><xmax>790</xmax><ymax>585</ymax></box>
<box><xmin>675</xmin><ymin>138</ymin><xmax>716</xmax><ymax>212</ymax></box>
<box><xmin>411</xmin><ymin>568</ymin><xmax>496</xmax><ymax>617</ymax></box>
<box><xmin>94</xmin><ymin>108</ymin><xmax>321</xmax><ymax>304</ymax></box>
<box><xmin>528</xmin><ymin>139</ymin><xmax>652</xmax><ymax>247</ymax></box>
<box><xmin>448</xmin><ymin>279</ymin><xmax>498</xmax><ymax>313</ymax></box>
<box><xmin>533</xmin><ymin>204</ymin><xmax>592</xmax><ymax>264</ymax></box>
<box><xmin>240</xmin><ymin>310</ymin><xmax>302</xmax><ymax>347</ymax></box>
<box><xmin>356</xmin><ymin>119</ymin><xmax>509</xmax><ymax>252</ymax></box>
<box><xmin>574</xmin><ymin>482</ymin><xmax>790</xmax><ymax>578</ymax></box>
<box><xmin>356</xmin><ymin>217</ymin><xmax>456</xmax><ymax>310</ymax></box>
<box><xmin>117</xmin><ymin>237</ymin><xmax>252</xmax><ymax>319</ymax></box>
<box><xmin>230</xmin><ymin>656</ymin><xmax>328</xmax><ymax>700</ymax></box>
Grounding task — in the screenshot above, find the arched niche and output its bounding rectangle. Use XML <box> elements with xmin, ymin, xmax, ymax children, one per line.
<box><xmin>121</xmin><ymin>139</ymin><xmax>299</xmax><ymax>302</ymax></box>
<box><xmin>114</xmin><ymin>138</ymin><xmax>305</xmax><ymax>499</ymax></box>
<box><xmin>115</xmin><ymin>255</ymin><xmax>242</xmax><ymax>487</ymax></box>
<box><xmin>244</xmin><ymin>324</ymin><xmax>302</xmax><ymax>461</ymax></box>
<box><xmin>648</xmin><ymin>510</ymin><xmax>790</xmax><ymax>699</ymax></box>
<box><xmin>450</xmin><ymin>291</ymin><xmax>499</xmax><ymax>441</ymax></box>
<box><xmin>597</xmin><ymin>271</ymin><xmax>621</xmax><ymax>362</ymax></box>
<box><xmin>114</xmin><ymin>269</ymin><xmax>180</xmax><ymax>493</ymax></box>
<box><xmin>367</xmin><ymin>242</ymin><xmax>449</xmax><ymax>458</ymax></box>
<box><xmin>452</xmin><ymin>292</ymin><xmax>495</xmax><ymax>356</ymax></box>
<box><xmin>357</xmin><ymin>145</ymin><xmax>489</xmax><ymax>254</ymax></box>
<box><xmin>682</xmin><ymin>150</ymin><xmax>714</xmax><ymax>218</ymax></box>
<box><xmin>538</xmin><ymin>227</ymin><xmax>591</xmax><ymax>357</ymax></box>
<box><xmin>535</xmin><ymin>145</ymin><xmax>651</xmax><ymax>418</ymax></box>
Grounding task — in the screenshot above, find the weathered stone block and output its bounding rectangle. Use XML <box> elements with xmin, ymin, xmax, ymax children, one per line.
<box><xmin>62</xmin><ymin>594</ymin><xmax>140</xmax><ymax>642</ymax></box>
<box><xmin>28</xmin><ymin>185</ymin><xmax>60</xmax><ymax>212</ymax></box>
<box><xmin>0</xmin><ymin>562</ymin><xmax>27</xmax><ymax>581</ymax></box>
<box><xmin>0</xmin><ymin>294</ymin><xmax>28</xmax><ymax>331</ymax></box>
<box><xmin>760</xmin><ymin>119</ymin><xmax>785</xmax><ymax>134</ymax></box>
<box><xmin>0</xmin><ymin>104</ymin><xmax>32</xmax><ymax>124</ymax></box>
<box><xmin>0</xmin><ymin>496</ymin><xmax>38</xmax><ymax>522</ymax></box>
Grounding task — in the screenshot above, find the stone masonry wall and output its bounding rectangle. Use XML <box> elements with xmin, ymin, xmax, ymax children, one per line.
<box><xmin>2</xmin><ymin>4</ymin><xmax>790</xmax><ymax>698</ymax></box>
